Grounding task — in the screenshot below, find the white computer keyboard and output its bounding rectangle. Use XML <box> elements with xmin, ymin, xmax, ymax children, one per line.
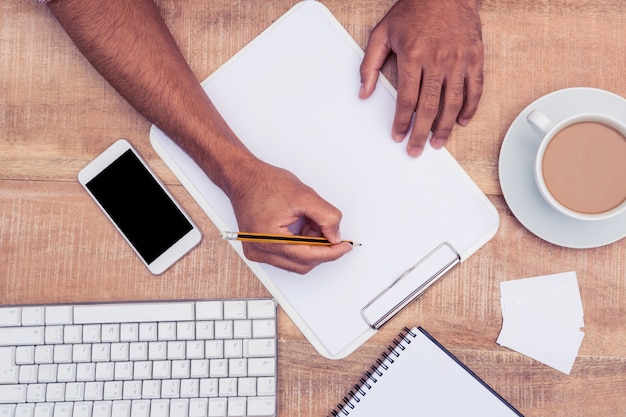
<box><xmin>0</xmin><ymin>299</ymin><xmax>277</xmax><ymax>417</ymax></box>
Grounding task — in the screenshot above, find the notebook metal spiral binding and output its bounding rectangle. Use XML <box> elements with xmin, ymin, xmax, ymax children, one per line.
<box><xmin>328</xmin><ymin>328</ymin><xmax>417</xmax><ymax>417</ymax></box>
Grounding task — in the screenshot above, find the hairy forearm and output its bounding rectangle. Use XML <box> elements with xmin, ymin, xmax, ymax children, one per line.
<box><xmin>47</xmin><ymin>0</ymin><xmax>257</xmax><ymax>195</ymax></box>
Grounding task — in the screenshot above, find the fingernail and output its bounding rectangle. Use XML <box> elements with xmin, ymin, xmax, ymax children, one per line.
<box><xmin>392</xmin><ymin>131</ymin><xmax>406</xmax><ymax>142</ymax></box>
<box><xmin>359</xmin><ymin>83</ymin><xmax>366</xmax><ymax>98</ymax></box>
<box><xmin>431</xmin><ymin>137</ymin><xmax>445</xmax><ymax>149</ymax></box>
<box><xmin>458</xmin><ymin>117</ymin><xmax>470</xmax><ymax>126</ymax></box>
<box><xmin>407</xmin><ymin>145</ymin><xmax>423</xmax><ymax>158</ymax></box>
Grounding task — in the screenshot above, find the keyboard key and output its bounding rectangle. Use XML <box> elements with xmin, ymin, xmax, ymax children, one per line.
<box><xmin>84</xmin><ymin>382</ymin><xmax>104</xmax><ymax>401</ymax></box>
<box><xmin>33</xmin><ymin>403</ymin><xmax>54</xmax><ymax>417</ymax></box>
<box><xmin>237</xmin><ymin>378</ymin><xmax>256</xmax><ymax>397</ymax></box>
<box><xmin>0</xmin><ymin>348</ymin><xmax>18</xmax><ymax>384</ymax></box>
<box><xmin>45</xmin><ymin>306</ymin><xmax>72</xmax><ymax>326</ymax></box>
<box><xmin>244</xmin><ymin>339</ymin><xmax>276</xmax><ymax>358</ymax></box>
<box><xmin>91</xmin><ymin>401</ymin><xmax>111</xmax><ymax>417</ymax></box>
<box><xmin>72</xmin><ymin>402</ymin><xmax>93</xmax><ymax>417</ymax></box>
<box><xmin>207</xmin><ymin>398</ymin><xmax>226</xmax><ymax>417</ymax></box>
<box><xmin>101</xmin><ymin>325</ymin><xmax>119</xmax><ymax>343</ymax></box>
<box><xmin>157</xmin><ymin>323</ymin><xmax>176</xmax><ymax>341</ymax></box>
<box><xmin>44</xmin><ymin>327</ymin><xmax>63</xmax><ymax>345</ymax></box>
<box><xmin>189</xmin><ymin>360</ymin><xmax>209</xmax><ymax>379</ymax></box>
<box><xmin>247</xmin><ymin>397</ymin><xmax>276</xmax><ymax>417</ymax></box>
<box><xmin>0</xmin><ymin>327</ymin><xmax>44</xmax><ymax>347</ymax></box>
<box><xmin>179</xmin><ymin>379</ymin><xmax>199</xmax><ymax>398</ymax></box>
<box><xmin>150</xmin><ymin>399</ymin><xmax>169</xmax><ymax>417</ymax></box>
<box><xmin>247</xmin><ymin>300</ymin><xmax>276</xmax><ymax>319</ymax></box>
<box><xmin>82</xmin><ymin>325</ymin><xmax>101</xmax><ymax>343</ymax></box>
<box><xmin>103</xmin><ymin>381</ymin><xmax>123</xmax><ymax>400</ymax></box>
<box><xmin>0</xmin><ymin>308</ymin><xmax>20</xmax><ymax>327</ymax></box>
<box><xmin>111</xmin><ymin>400</ymin><xmax>131</xmax><ymax>417</ymax></box>
<box><xmin>25</xmin><ymin>384</ymin><xmax>45</xmax><ymax>403</ymax></box>
<box><xmin>53</xmin><ymin>402</ymin><xmax>73</xmax><ymax>417</ymax></box>
<box><xmin>122</xmin><ymin>381</ymin><xmax>141</xmax><ymax>400</ymax></box>
<box><xmin>15</xmin><ymin>347</ymin><xmax>35</xmax><ymax>365</ymax></box>
<box><xmin>15</xmin><ymin>403</ymin><xmax>35</xmax><ymax>417</ymax></box>
<box><xmin>195</xmin><ymin>322</ymin><xmax>214</xmax><ymax>340</ymax></box>
<box><xmin>176</xmin><ymin>322</ymin><xmax>195</xmax><ymax>341</ymax></box>
<box><xmin>198</xmin><ymin>379</ymin><xmax>217</xmax><ymax>398</ymax></box>
<box><xmin>0</xmin><ymin>385</ymin><xmax>27</xmax><ymax>404</ymax></box>
<box><xmin>130</xmin><ymin>400</ymin><xmax>149</xmax><ymax>417</ymax></box>
<box><xmin>0</xmin><ymin>404</ymin><xmax>16</xmax><ymax>417</ymax></box>
<box><xmin>188</xmin><ymin>398</ymin><xmax>208</xmax><ymax>417</ymax></box>
<box><xmin>233</xmin><ymin>321</ymin><xmax>252</xmax><ymax>339</ymax></box>
<box><xmin>227</xmin><ymin>397</ymin><xmax>246</xmax><ymax>416</ymax></box>
<box><xmin>223</xmin><ymin>301</ymin><xmax>246</xmax><ymax>320</ymax></box>
<box><xmin>37</xmin><ymin>365</ymin><xmax>57</xmax><ymax>383</ymax></box>
<box><xmin>119</xmin><ymin>324</ymin><xmax>138</xmax><ymax>342</ymax></box>
<box><xmin>75</xmin><ymin>363</ymin><xmax>95</xmax><ymax>382</ymax></box>
<box><xmin>18</xmin><ymin>365</ymin><xmax>38</xmax><ymax>384</ymax></box>
<box><xmin>208</xmin><ymin>360</ymin><xmax>227</xmax><ymax>378</ymax></box>
<box><xmin>128</xmin><ymin>343</ymin><xmax>148</xmax><ymax>361</ymax></box>
<box><xmin>74</xmin><ymin>303</ymin><xmax>194</xmax><ymax>324</ymax></box>
<box><xmin>247</xmin><ymin>359</ymin><xmax>275</xmax><ymax>377</ymax></box>
<box><xmin>20</xmin><ymin>308</ymin><xmax>44</xmax><ymax>327</ymax></box>
<box><xmin>186</xmin><ymin>341</ymin><xmax>204</xmax><ymax>360</ymax></box>
<box><xmin>195</xmin><ymin>302</ymin><xmax>222</xmax><ymax>320</ymax></box>
<box><xmin>64</xmin><ymin>382</ymin><xmax>85</xmax><ymax>401</ymax></box>
<box><xmin>160</xmin><ymin>380</ymin><xmax>179</xmax><ymax>399</ymax></box>
<box><xmin>44</xmin><ymin>383</ymin><xmax>64</xmax><ymax>402</ymax></box>
<box><xmin>218</xmin><ymin>378</ymin><xmax>237</xmax><ymax>397</ymax></box>
<box><xmin>139</xmin><ymin>324</ymin><xmax>157</xmax><ymax>343</ymax></box>
<box><xmin>214</xmin><ymin>322</ymin><xmax>232</xmax><ymax>340</ymax></box>
<box><xmin>252</xmin><ymin>320</ymin><xmax>276</xmax><ymax>338</ymax></box>
<box><xmin>170</xmin><ymin>399</ymin><xmax>188</xmax><ymax>417</ymax></box>
<box><xmin>141</xmin><ymin>381</ymin><xmax>160</xmax><ymax>399</ymax></box>
<box><xmin>63</xmin><ymin>326</ymin><xmax>82</xmax><ymax>344</ymax></box>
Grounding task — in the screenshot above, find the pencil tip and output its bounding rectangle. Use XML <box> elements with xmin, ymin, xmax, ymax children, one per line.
<box><xmin>220</xmin><ymin>231</ymin><xmax>235</xmax><ymax>240</ymax></box>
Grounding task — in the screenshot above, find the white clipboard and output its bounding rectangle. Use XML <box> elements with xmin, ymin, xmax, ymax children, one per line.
<box><xmin>150</xmin><ymin>0</ymin><xmax>499</xmax><ymax>359</ymax></box>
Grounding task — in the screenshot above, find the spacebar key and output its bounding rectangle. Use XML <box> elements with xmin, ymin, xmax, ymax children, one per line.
<box><xmin>74</xmin><ymin>302</ymin><xmax>195</xmax><ymax>324</ymax></box>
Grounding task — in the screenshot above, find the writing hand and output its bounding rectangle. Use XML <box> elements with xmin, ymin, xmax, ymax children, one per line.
<box><xmin>359</xmin><ymin>0</ymin><xmax>484</xmax><ymax>157</ymax></box>
<box><xmin>227</xmin><ymin>161</ymin><xmax>352</xmax><ymax>274</ymax></box>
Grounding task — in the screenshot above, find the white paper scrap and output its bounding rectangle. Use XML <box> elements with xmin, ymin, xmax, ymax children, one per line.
<box><xmin>497</xmin><ymin>271</ymin><xmax>584</xmax><ymax>374</ymax></box>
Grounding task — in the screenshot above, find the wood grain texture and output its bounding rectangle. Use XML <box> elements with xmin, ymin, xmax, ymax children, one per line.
<box><xmin>1</xmin><ymin>1</ymin><xmax>625</xmax><ymax>416</ymax></box>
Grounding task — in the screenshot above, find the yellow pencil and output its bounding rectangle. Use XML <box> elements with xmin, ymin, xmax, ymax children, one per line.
<box><xmin>220</xmin><ymin>231</ymin><xmax>361</xmax><ymax>246</ymax></box>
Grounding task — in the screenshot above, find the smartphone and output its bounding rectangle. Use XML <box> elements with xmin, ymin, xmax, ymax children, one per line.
<box><xmin>78</xmin><ymin>139</ymin><xmax>202</xmax><ymax>274</ymax></box>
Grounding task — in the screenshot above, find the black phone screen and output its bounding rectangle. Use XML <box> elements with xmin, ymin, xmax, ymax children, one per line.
<box><xmin>85</xmin><ymin>150</ymin><xmax>193</xmax><ymax>264</ymax></box>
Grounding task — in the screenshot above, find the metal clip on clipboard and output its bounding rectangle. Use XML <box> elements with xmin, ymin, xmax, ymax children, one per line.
<box><xmin>361</xmin><ymin>242</ymin><xmax>461</xmax><ymax>329</ymax></box>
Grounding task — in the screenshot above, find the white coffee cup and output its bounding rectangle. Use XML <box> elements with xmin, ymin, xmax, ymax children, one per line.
<box><xmin>526</xmin><ymin>110</ymin><xmax>626</xmax><ymax>221</ymax></box>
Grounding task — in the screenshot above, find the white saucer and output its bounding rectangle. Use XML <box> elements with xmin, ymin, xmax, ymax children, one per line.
<box><xmin>499</xmin><ymin>87</ymin><xmax>626</xmax><ymax>249</ymax></box>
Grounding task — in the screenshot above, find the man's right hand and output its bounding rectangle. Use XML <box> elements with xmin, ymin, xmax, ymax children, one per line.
<box><xmin>226</xmin><ymin>160</ymin><xmax>353</xmax><ymax>274</ymax></box>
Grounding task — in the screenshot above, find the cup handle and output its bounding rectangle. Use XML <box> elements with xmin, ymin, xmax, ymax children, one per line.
<box><xmin>526</xmin><ymin>110</ymin><xmax>555</xmax><ymax>141</ymax></box>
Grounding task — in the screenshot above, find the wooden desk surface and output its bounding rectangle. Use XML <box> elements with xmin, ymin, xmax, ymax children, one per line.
<box><xmin>2</xmin><ymin>1</ymin><xmax>625</xmax><ymax>415</ymax></box>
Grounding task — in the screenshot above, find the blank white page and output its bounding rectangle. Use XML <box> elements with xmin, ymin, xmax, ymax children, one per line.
<box><xmin>150</xmin><ymin>1</ymin><xmax>499</xmax><ymax>359</ymax></box>
<box><xmin>335</xmin><ymin>328</ymin><xmax>523</xmax><ymax>416</ymax></box>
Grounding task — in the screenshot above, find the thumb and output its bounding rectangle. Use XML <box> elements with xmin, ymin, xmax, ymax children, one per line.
<box><xmin>359</xmin><ymin>25</ymin><xmax>391</xmax><ymax>99</ymax></box>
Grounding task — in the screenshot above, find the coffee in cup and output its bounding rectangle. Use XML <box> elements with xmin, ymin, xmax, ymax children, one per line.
<box><xmin>526</xmin><ymin>110</ymin><xmax>626</xmax><ymax>221</ymax></box>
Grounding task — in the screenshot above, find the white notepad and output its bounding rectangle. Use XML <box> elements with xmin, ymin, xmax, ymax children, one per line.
<box><xmin>327</xmin><ymin>327</ymin><xmax>524</xmax><ymax>416</ymax></box>
<box><xmin>150</xmin><ymin>0</ymin><xmax>499</xmax><ymax>359</ymax></box>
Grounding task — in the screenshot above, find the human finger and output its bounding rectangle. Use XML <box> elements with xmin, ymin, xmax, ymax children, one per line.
<box><xmin>430</xmin><ymin>70</ymin><xmax>466</xmax><ymax>149</ymax></box>
<box><xmin>405</xmin><ymin>70</ymin><xmax>443</xmax><ymax>157</ymax></box>
<box><xmin>359</xmin><ymin>24</ymin><xmax>391</xmax><ymax>99</ymax></box>
<box><xmin>457</xmin><ymin>60</ymin><xmax>484</xmax><ymax>126</ymax></box>
<box><xmin>242</xmin><ymin>241</ymin><xmax>353</xmax><ymax>274</ymax></box>
<box><xmin>392</xmin><ymin>56</ymin><xmax>423</xmax><ymax>148</ymax></box>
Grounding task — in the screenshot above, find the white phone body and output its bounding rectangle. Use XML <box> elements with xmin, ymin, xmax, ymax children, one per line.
<box><xmin>78</xmin><ymin>139</ymin><xmax>202</xmax><ymax>274</ymax></box>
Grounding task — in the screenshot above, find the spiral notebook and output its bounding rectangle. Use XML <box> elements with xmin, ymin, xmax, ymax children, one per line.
<box><xmin>150</xmin><ymin>1</ymin><xmax>499</xmax><ymax>359</ymax></box>
<box><xmin>329</xmin><ymin>327</ymin><xmax>524</xmax><ymax>417</ymax></box>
